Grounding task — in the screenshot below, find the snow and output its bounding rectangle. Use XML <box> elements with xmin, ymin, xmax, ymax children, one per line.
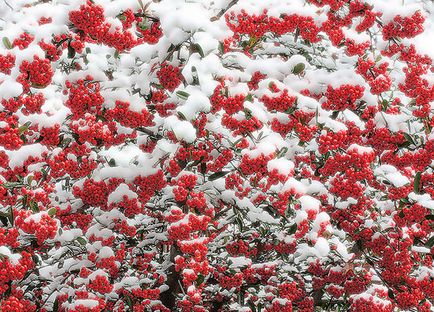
<box><xmin>6</xmin><ymin>144</ymin><xmax>48</xmax><ymax>169</ymax></box>
<box><xmin>347</xmin><ymin>144</ymin><xmax>374</xmax><ymax>155</ymax></box>
<box><xmin>408</xmin><ymin>192</ymin><xmax>434</xmax><ymax>210</ymax></box>
<box><xmin>107</xmin><ymin>183</ymin><xmax>138</xmax><ymax>205</ymax></box>
<box><xmin>65</xmin><ymin>299</ymin><xmax>99</xmax><ymax>310</ymax></box>
<box><xmin>56</xmin><ymin>229</ymin><xmax>82</xmax><ymax>244</ymax></box>
<box><xmin>267</xmin><ymin>158</ymin><xmax>294</xmax><ymax>176</ymax></box>
<box><xmin>98</xmin><ymin>246</ymin><xmax>115</xmax><ymax>259</ymax></box>
<box><xmin>373</xmin><ymin>165</ymin><xmax>410</xmax><ymax>188</ymax></box>
<box><xmin>228</xmin><ymin>256</ymin><xmax>252</xmax><ymax>268</ymax></box>
<box><xmin>24</xmin><ymin>211</ymin><xmax>48</xmax><ymax>223</ymax></box>
<box><xmin>282</xmin><ymin>178</ymin><xmax>307</xmax><ymax>194</ymax></box>
<box><xmin>0</xmin><ymin>79</ymin><xmax>23</xmax><ymax>99</ymax></box>
<box><xmin>177</xmin><ymin>89</ymin><xmax>211</xmax><ymax>120</ymax></box>
<box><xmin>164</xmin><ymin>116</ymin><xmax>196</xmax><ymax>143</ymax></box>
<box><xmin>314</xmin><ymin>237</ymin><xmax>330</xmax><ymax>258</ymax></box>
<box><xmin>0</xmin><ymin>246</ymin><xmax>22</xmax><ymax>264</ymax></box>
<box><xmin>299</xmin><ymin>195</ymin><xmax>321</xmax><ymax>213</ymax></box>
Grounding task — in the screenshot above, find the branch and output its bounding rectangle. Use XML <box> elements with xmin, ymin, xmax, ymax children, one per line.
<box><xmin>210</xmin><ymin>0</ymin><xmax>238</xmax><ymax>22</ymax></box>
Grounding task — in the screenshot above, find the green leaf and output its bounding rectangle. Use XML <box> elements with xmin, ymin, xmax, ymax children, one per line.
<box><xmin>2</xmin><ymin>37</ymin><xmax>12</xmax><ymax>49</ymax></box>
<box><xmin>29</xmin><ymin>201</ymin><xmax>39</xmax><ymax>213</ymax></box>
<box><xmin>288</xmin><ymin>223</ymin><xmax>297</xmax><ymax>234</ymax></box>
<box><xmin>76</xmin><ymin>237</ymin><xmax>87</xmax><ymax>245</ymax></box>
<box><xmin>193</xmin><ymin>43</ymin><xmax>205</xmax><ymax>58</ymax></box>
<box><xmin>52</xmin><ymin>297</ymin><xmax>59</xmax><ymax>312</ymax></box>
<box><xmin>138</xmin><ymin>20</ymin><xmax>148</xmax><ymax>30</ymax></box>
<box><xmin>387</xmin><ymin>288</ymin><xmax>395</xmax><ymax>299</ymax></box>
<box><xmin>176</xmin><ymin>91</ymin><xmax>190</xmax><ymax>100</ymax></box>
<box><xmin>218</xmin><ymin>42</ymin><xmax>224</xmax><ymax>54</ymax></box>
<box><xmin>245</xmin><ymin>94</ymin><xmax>254</xmax><ymax>102</ymax></box>
<box><xmin>426</xmin><ymin>215</ymin><xmax>434</xmax><ymax>221</ymax></box>
<box><xmin>276</xmin><ymin>147</ymin><xmax>288</xmax><ymax>158</ymax></box>
<box><xmin>403</xmin><ymin>133</ymin><xmax>416</xmax><ymax>146</ymax></box>
<box><xmin>244</xmin><ymin>108</ymin><xmax>252</xmax><ymax>120</ymax></box>
<box><xmin>414</xmin><ymin>172</ymin><xmax>422</xmax><ymax>193</ymax></box>
<box><xmin>425</xmin><ymin>236</ymin><xmax>434</xmax><ymax>248</ymax></box>
<box><xmin>125</xmin><ymin>296</ymin><xmax>133</xmax><ymax>310</ymax></box>
<box><xmin>48</xmin><ymin>208</ymin><xmax>57</xmax><ymax>217</ymax></box>
<box><xmin>196</xmin><ymin>274</ymin><xmax>205</xmax><ymax>285</ymax></box>
<box><xmin>67</xmin><ymin>45</ymin><xmax>76</xmax><ymax>58</ymax></box>
<box><xmin>208</xmin><ymin>171</ymin><xmax>230</xmax><ymax>181</ymax></box>
<box><xmin>292</xmin><ymin>63</ymin><xmax>305</xmax><ymax>75</ymax></box>
<box><xmin>9</xmin><ymin>207</ymin><xmax>13</xmax><ymax>226</ymax></box>
<box><xmin>19</xmin><ymin>121</ymin><xmax>32</xmax><ymax>135</ymax></box>
<box><xmin>108</xmin><ymin>158</ymin><xmax>116</xmax><ymax>167</ymax></box>
<box><xmin>177</xmin><ymin>111</ymin><xmax>187</xmax><ymax>121</ymax></box>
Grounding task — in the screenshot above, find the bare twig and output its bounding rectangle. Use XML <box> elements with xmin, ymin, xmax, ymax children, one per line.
<box><xmin>210</xmin><ymin>0</ymin><xmax>238</xmax><ymax>21</ymax></box>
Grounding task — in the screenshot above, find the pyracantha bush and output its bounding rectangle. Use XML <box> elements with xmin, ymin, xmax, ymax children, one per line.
<box><xmin>0</xmin><ymin>0</ymin><xmax>433</xmax><ymax>311</ymax></box>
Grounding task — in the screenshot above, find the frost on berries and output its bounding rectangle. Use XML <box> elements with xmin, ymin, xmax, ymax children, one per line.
<box><xmin>0</xmin><ymin>0</ymin><xmax>433</xmax><ymax>311</ymax></box>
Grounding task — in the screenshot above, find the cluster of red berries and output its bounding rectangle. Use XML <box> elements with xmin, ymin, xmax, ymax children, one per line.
<box><xmin>322</xmin><ymin>84</ymin><xmax>365</xmax><ymax>111</ymax></box>
<box><xmin>65</xmin><ymin>77</ymin><xmax>104</xmax><ymax>118</ymax></box>
<box><xmin>261</xmin><ymin>89</ymin><xmax>297</xmax><ymax>112</ymax></box>
<box><xmin>382</xmin><ymin>11</ymin><xmax>425</xmax><ymax>40</ymax></box>
<box><xmin>0</xmin><ymin>53</ymin><xmax>15</xmax><ymax>74</ymax></box>
<box><xmin>18</xmin><ymin>56</ymin><xmax>53</xmax><ymax>90</ymax></box>
<box><xmin>12</xmin><ymin>32</ymin><xmax>34</xmax><ymax>50</ymax></box>
<box><xmin>14</xmin><ymin>210</ymin><xmax>57</xmax><ymax>245</ymax></box>
<box><xmin>156</xmin><ymin>63</ymin><xmax>183</xmax><ymax>92</ymax></box>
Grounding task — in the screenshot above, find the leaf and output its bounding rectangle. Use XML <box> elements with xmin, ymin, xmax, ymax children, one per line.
<box><xmin>294</xmin><ymin>28</ymin><xmax>300</xmax><ymax>42</ymax></box>
<box><xmin>76</xmin><ymin>237</ymin><xmax>87</xmax><ymax>245</ymax></box>
<box><xmin>218</xmin><ymin>42</ymin><xmax>224</xmax><ymax>54</ymax></box>
<box><xmin>292</xmin><ymin>63</ymin><xmax>305</xmax><ymax>75</ymax></box>
<box><xmin>108</xmin><ymin>158</ymin><xmax>116</xmax><ymax>167</ymax></box>
<box><xmin>208</xmin><ymin>171</ymin><xmax>230</xmax><ymax>181</ymax></box>
<box><xmin>29</xmin><ymin>200</ymin><xmax>39</xmax><ymax>213</ymax></box>
<box><xmin>193</xmin><ymin>43</ymin><xmax>205</xmax><ymax>58</ymax></box>
<box><xmin>426</xmin><ymin>215</ymin><xmax>434</xmax><ymax>221</ymax></box>
<box><xmin>244</xmin><ymin>108</ymin><xmax>252</xmax><ymax>120</ymax></box>
<box><xmin>403</xmin><ymin>133</ymin><xmax>416</xmax><ymax>146</ymax></box>
<box><xmin>388</xmin><ymin>289</ymin><xmax>395</xmax><ymax>300</ymax></box>
<box><xmin>138</xmin><ymin>20</ymin><xmax>148</xmax><ymax>30</ymax></box>
<box><xmin>177</xmin><ymin>111</ymin><xmax>187</xmax><ymax>121</ymax></box>
<box><xmin>245</xmin><ymin>94</ymin><xmax>253</xmax><ymax>102</ymax></box>
<box><xmin>2</xmin><ymin>37</ymin><xmax>12</xmax><ymax>49</ymax></box>
<box><xmin>288</xmin><ymin>223</ymin><xmax>297</xmax><ymax>234</ymax></box>
<box><xmin>67</xmin><ymin>43</ymin><xmax>76</xmax><ymax>58</ymax></box>
<box><xmin>48</xmin><ymin>208</ymin><xmax>57</xmax><ymax>217</ymax></box>
<box><xmin>276</xmin><ymin>147</ymin><xmax>288</xmax><ymax>158</ymax></box>
<box><xmin>425</xmin><ymin>236</ymin><xmax>434</xmax><ymax>248</ymax></box>
<box><xmin>52</xmin><ymin>297</ymin><xmax>59</xmax><ymax>312</ymax></box>
<box><xmin>196</xmin><ymin>274</ymin><xmax>205</xmax><ymax>285</ymax></box>
<box><xmin>414</xmin><ymin>172</ymin><xmax>421</xmax><ymax>193</ymax></box>
<box><xmin>176</xmin><ymin>91</ymin><xmax>190</xmax><ymax>100</ymax></box>
<box><xmin>19</xmin><ymin>121</ymin><xmax>32</xmax><ymax>135</ymax></box>
<box><xmin>125</xmin><ymin>296</ymin><xmax>133</xmax><ymax>310</ymax></box>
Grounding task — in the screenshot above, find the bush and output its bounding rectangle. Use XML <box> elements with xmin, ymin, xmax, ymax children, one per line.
<box><xmin>0</xmin><ymin>0</ymin><xmax>433</xmax><ymax>311</ymax></box>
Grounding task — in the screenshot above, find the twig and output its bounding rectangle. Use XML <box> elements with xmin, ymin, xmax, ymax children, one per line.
<box><xmin>210</xmin><ymin>0</ymin><xmax>238</xmax><ymax>21</ymax></box>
